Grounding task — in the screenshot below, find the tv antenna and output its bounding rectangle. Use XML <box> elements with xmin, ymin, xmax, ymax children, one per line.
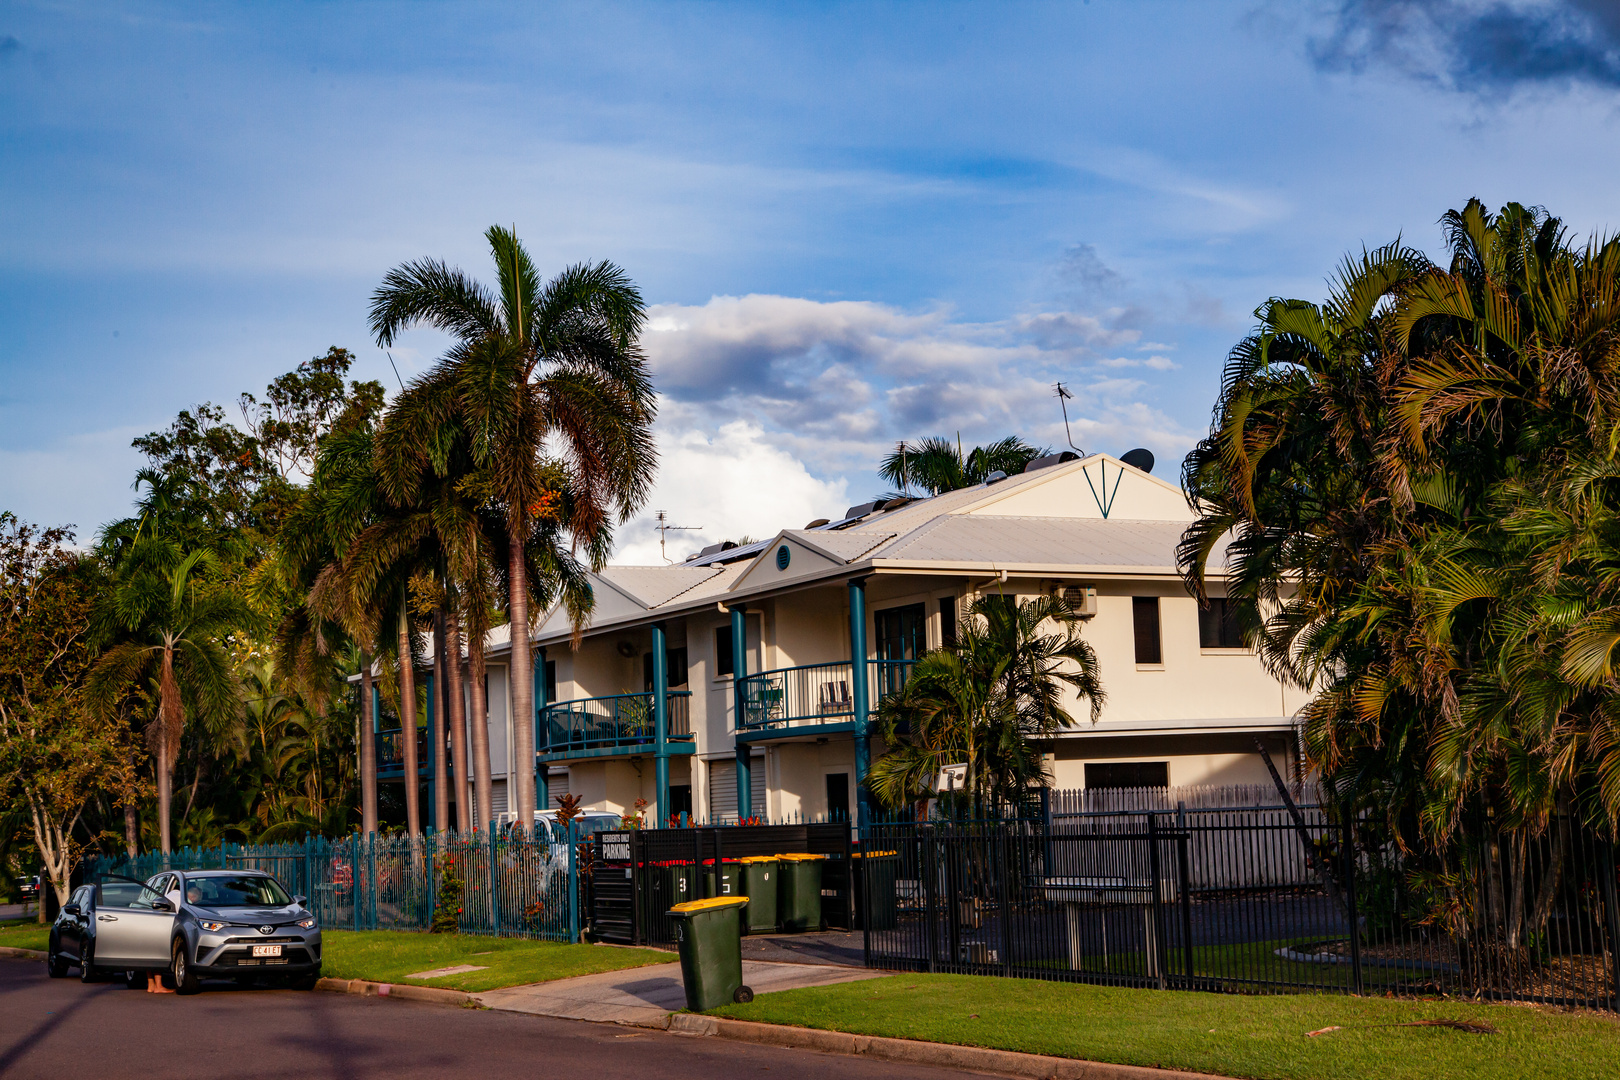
<box><xmin>655</xmin><ymin>511</ymin><xmax>702</xmax><ymax>564</ymax></box>
<box><xmin>1054</xmin><ymin>383</ymin><xmax>1086</xmax><ymax>456</ymax></box>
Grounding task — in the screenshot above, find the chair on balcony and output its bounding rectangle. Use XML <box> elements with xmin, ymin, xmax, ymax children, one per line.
<box><xmin>817</xmin><ymin>679</ymin><xmax>852</xmax><ymax>716</ymax></box>
<box><xmin>743</xmin><ymin>679</ymin><xmax>784</xmax><ymax>727</ymax></box>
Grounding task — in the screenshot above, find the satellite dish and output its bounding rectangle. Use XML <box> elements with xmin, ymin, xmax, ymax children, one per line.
<box><xmin>1120</xmin><ymin>448</ymin><xmax>1155</xmax><ymax>474</ymax></box>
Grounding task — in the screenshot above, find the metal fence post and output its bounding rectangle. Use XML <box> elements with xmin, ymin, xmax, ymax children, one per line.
<box><xmin>1177</xmin><ymin>830</ymin><xmax>1194</xmax><ymax>989</ymax></box>
<box><xmin>369</xmin><ymin>832</ymin><xmax>378</xmax><ymax>931</ymax></box>
<box><xmin>998</xmin><ymin>823</ymin><xmax>1013</xmax><ymax>976</ymax></box>
<box><xmin>352</xmin><ymin>835</ymin><xmax>360</xmax><ymax>932</ymax></box>
<box><xmin>488</xmin><ymin>821</ymin><xmax>500</xmax><ymax>937</ymax></box>
<box><xmin>1342</xmin><ymin>810</ymin><xmax>1363</xmax><ymax>997</ymax></box>
<box><xmin>922</xmin><ymin>824</ymin><xmax>938</xmax><ymax>973</ymax></box>
<box><xmin>1603</xmin><ymin>842</ymin><xmax>1620</xmax><ymax>1012</ymax></box>
<box><xmin>567</xmin><ymin>822</ymin><xmax>580</xmax><ymax>944</ymax></box>
<box><xmin>1147</xmin><ymin>812</ymin><xmax>1166</xmax><ymax>989</ymax></box>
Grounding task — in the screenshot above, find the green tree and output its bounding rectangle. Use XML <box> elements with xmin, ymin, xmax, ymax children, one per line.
<box><xmin>369</xmin><ymin>226</ymin><xmax>656</xmax><ymax>827</ymax></box>
<box><xmin>0</xmin><ymin>514</ymin><xmax>146</xmax><ymax>905</ymax></box>
<box><xmin>879</xmin><ymin>436</ymin><xmax>1048</xmax><ymax>499</ymax></box>
<box><xmin>869</xmin><ymin>595</ymin><xmax>1104</xmax><ymax>813</ymax></box>
<box><xmin>87</xmin><ymin>541</ymin><xmax>244</xmax><ymax>853</ymax></box>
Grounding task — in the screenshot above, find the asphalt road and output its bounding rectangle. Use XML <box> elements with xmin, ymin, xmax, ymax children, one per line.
<box><xmin>0</xmin><ymin>960</ymin><xmax>984</xmax><ymax>1080</ymax></box>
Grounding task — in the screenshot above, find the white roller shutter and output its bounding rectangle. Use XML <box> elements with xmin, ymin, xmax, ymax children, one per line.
<box><xmin>707</xmin><ymin>756</ymin><xmax>766</xmax><ymax>823</ymax></box>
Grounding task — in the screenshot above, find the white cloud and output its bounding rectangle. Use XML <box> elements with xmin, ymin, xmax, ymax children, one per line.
<box><xmin>611</xmin><ymin>418</ymin><xmax>849</xmax><ymax>565</ymax></box>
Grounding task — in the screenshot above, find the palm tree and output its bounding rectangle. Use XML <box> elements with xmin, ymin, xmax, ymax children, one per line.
<box><xmin>879</xmin><ymin>436</ymin><xmax>1048</xmax><ymax>499</ymax></box>
<box><xmin>369</xmin><ymin>227</ymin><xmax>657</xmax><ymax>827</ymax></box>
<box><xmin>869</xmin><ymin>595</ymin><xmax>1104</xmax><ymax>813</ymax></box>
<box><xmin>87</xmin><ymin>541</ymin><xmax>243</xmax><ymax>853</ymax></box>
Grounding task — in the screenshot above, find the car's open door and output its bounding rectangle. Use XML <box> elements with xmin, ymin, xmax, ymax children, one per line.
<box><xmin>92</xmin><ymin>876</ymin><xmax>175</xmax><ymax>967</ymax></box>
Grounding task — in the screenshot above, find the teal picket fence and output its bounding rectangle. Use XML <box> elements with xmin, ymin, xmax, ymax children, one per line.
<box><xmin>82</xmin><ymin>830</ymin><xmax>580</xmax><ymax>941</ymax></box>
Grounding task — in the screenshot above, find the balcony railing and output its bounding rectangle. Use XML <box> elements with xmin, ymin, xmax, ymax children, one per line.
<box><xmin>376</xmin><ymin>727</ymin><xmax>429</xmax><ymax>772</ymax></box>
<box><xmin>539</xmin><ymin>690</ymin><xmax>693</xmax><ymax>754</ymax></box>
<box><xmin>737</xmin><ymin>659</ymin><xmax>917</xmax><ymax>731</ymax></box>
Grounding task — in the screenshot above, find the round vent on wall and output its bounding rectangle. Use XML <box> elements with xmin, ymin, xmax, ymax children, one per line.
<box><xmin>776</xmin><ymin>545</ymin><xmax>791</xmax><ymax>570</ymax></box>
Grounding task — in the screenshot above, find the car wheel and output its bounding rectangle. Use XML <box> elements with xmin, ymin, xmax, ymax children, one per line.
<box><xmin>46</xmin><ymin>950</ymin><xmax>68</xmax><ymax>979</ymax></box>
<box><xmin>171</xmin><ymin>938</ymin><xmax>201</xmax><ymax>995</ymax></box>
<box><xmin>79</xmin><ymin>942</ymin><xmax>97</xmax><ymax>983</ymax></box>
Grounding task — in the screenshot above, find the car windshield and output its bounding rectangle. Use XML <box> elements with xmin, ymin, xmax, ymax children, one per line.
<box><xmin>184</xmin><ymin>875</ymin><xmax>291</xmax><ymax>908</ymax></box>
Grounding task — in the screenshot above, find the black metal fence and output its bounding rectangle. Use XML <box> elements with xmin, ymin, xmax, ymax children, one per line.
<box><xmin>588</xmin><ymin>823</ymin><xmax>853</xmax><ymax>946</ymax></box>
<box><xmin>861</xmin><ymin>810</ymin><xmax>1620</xmax><ymax>1010</ymax></box>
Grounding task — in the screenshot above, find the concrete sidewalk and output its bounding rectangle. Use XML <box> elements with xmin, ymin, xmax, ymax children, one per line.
<box><xmin>475</xmin><ymin>960</ymin><xmax>882</xmax><ymax>1027</ymax></box>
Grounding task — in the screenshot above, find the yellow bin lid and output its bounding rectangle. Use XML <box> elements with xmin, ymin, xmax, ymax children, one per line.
<box><xmin>851</xmin><ymin>850</ymin><xmax>899</xmax><ymax>858</ymax></box>
<box><xmin>776</xmin><ymin>853</ymin><xmax>825</xmax><ymax>862</ymax></box>
<box><xmin>669</xmin><ymin>896</ymin><xmax>749</xmax><ymax>914</ymax></box>
<box><xmin>735</xmin><ymin>856</ymin><xmax>778</xmax><ymax>864</ymax></box>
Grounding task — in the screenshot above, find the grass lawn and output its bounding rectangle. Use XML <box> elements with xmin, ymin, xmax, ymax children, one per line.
<box><xmin>0</xmin><ymin>919</ymin><xmax>49</xmax><ymax>952</ymax></box>
<box><xmin>715</xmin><ymin>973</ymin><xmax>1620</xmax><ymax>1080</ymax></box>
<box><xmin>318</xmin><ymin>930</ymin><xmax>672</xmax><ymax>993</ymax></box>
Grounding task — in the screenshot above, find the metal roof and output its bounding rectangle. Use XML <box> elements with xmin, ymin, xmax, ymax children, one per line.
<box><xmin>868</xmin><ymin>515</ymin><xmax>1217</xmax><ymax>572</ymax></box>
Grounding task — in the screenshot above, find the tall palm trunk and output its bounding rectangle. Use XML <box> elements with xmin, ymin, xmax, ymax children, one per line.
<box><xmin>157</xmin><ymin>639</ymin><xmax>183</xmax><ymax>855</ymax></box>
<box><xmin>124</xmin><ymin>802</ymin><xmax>138</xmax><ymax>860</ymax></box>
<box><xmin>397</xmin><ymin>593</ymin><xmax>421</xmax><ymax>837</ymax></box>
<box><xmin>360</xmin><ymin>652</ymin><xmax>378</xmax><ymax>834</ymax></box>
<box><xmin>507</xmin><ymin>533</ymin><xmax>535</xmax><ymax>829</ymax></box>
<box><xmin>467</xmin><ymin>619</ymin><xmax>495</xmax><ymax>829</ymax></box>
<box><xmin>432</xmin><ymin>612</ymin><xmax>450</xmax><ymax>832</ymax></box>
<box><xmin>444</xmin><ymin>609</ymin><xmax>472</xmax><ymax>832</ymax></box>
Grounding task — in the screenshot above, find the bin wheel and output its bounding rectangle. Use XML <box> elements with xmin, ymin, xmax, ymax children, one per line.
<box><xmin>733</xmin><ymin>986</ymin><xmax>754</xmax><ymax>1004</ymax></box>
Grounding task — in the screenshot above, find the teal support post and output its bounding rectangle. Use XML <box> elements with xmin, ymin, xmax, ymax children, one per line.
<box><xmin>651</xmin><ymin>622</ymin><xmax>670</xmax><ymax>826</ymax></box>
<box><xmin>731</xmin><ymin>604</ymin><xmax>751</xmax><ymax>821</ymax></box>
<box><xmin>351</xmin><ymin>835</ymin><xmax>360</xmax><ymax>931</ymax></box>
<box><xmin>371</xmin><ymin>685</ymin><xmax>381</xmax><ymax>732</ymax></box>
<box><xmin>425</xmin><ymin>675</ymin><xmax>437</xmax><ymax>832</ymax></box>
<box><xmin>849</xmin><ymin>577</ymin><xmax>871</xmax><ymax>829</ymax></box>
<box><xmin>535</xmin><ymin>648</ymin><xmax>548</xmax><ymax>812</ymax></box>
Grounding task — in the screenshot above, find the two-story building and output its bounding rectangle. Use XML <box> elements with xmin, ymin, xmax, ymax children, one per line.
<box><xmin>371</xmin><ymin>451</ymin><xmax>1306</xmax><ymax>830</ymax></box>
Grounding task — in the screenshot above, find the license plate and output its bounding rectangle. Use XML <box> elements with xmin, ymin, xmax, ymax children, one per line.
<box><xmin>251</xmin><ymin>945</ymin><xmax>282</xmax><ymax>958</ymax></box>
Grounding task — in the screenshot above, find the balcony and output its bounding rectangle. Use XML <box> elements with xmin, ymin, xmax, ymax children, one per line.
<box><xmin>538</xmin><ymin>690</ymin><xmax>694</xmax><ymax>761</ymax></box>
<box><xmin>736</xmin><ymin>659</ymin><xmax>916</xmax><ymax>737</ymax></box>
<box><xmin>376</xmin><ymin>727</ymin><xmax>430</xmax><ymax>776</ymax></box>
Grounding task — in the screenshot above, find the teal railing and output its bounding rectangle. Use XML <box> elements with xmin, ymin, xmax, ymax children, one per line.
<box><xmin>737</xmin><ymin>659</ymin><xmax>916</xmax><ymax>730</ymax></box>
<box><xmin>81</xmin><ymin>830</ymin><xmax>580</xmax><ymax>940</ymax></box>
<box><xmin>539</xmin><ymin>690</ymin><xmax>692</xmax><ymax>754</ymax></box>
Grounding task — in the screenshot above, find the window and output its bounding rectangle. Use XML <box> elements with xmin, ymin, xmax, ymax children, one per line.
<box><xmin>716</xmin><ymin>626</ymin><xmax>735</xmax><ymax>677</ymax></box>
<box><xmin>544</xmin><ymin>659</ymin><xmax>558</xmax><ymax>703</ymax></box>
<box><xmin>825</xmin><ymin>772</ymin><xmax>851</xmax><ymax>821</ymax></box>
<box><xmin>874</xmin><ymin>603</ymin><xmax>927</xmax><ymax>661</ymax></box>
<box><xmin>714</xmin><ymin>616</ymin><xmax>760</xmax><ymax>678</ymax></box>
<box><xmin>642</xmin><ymin>647</ymin><xmax>689</xmax><ymax>691</ymax></box>
<box><xmin>1199</xmin><ymin>598</ymin><xmax>1245</xmax><ymax>649</ymax></box>
<box><xmin>1085</xmin><ymin>761</ymin><xmax>1170</xmax><ymax>789</ymax></box>
<box><xmin>939</xmin><ymin>596</ymin><xmax>957</xmax><ymax>648</ymax></box>
<box><xmin>1132</xmin><ymin>597</ymin><xmax>1162</xmax><ymax>665</ymax></box>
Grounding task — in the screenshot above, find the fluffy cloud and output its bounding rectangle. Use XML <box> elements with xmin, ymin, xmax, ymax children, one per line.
<box><xmin>612</xmin><ymin>419</ymin><xmax>850</xmax><ymax>565</ymax></box>
<box><xmin>1311</xmin><ymin>0</ymin><xmax>1620</xmax><ymax>94</ymax></box>
<box><xmin>611</xmin><ymin>291</ymin><xmax>1196</xmax><ymax>563</ymax></box>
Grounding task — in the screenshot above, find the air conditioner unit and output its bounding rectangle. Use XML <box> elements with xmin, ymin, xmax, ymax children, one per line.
<box><xmin>1062</xmin><ymin>585</ymin><xmax>1099</xmax><ymax>618</ymax></box>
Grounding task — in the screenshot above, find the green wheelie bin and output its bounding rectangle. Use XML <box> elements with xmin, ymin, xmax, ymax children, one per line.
<box><xmin>736</xmin><ymin>857</ymin><xmax>779</xmax><ymax>933</ymax></box>
<box><xmin>668</xmin><ymin>896</ymin><xmax>754</xmax><ymax>1011</ymax></box>
<box><xmin>704</xmin><ymin>858</ymin><xmax>743</xmax><ymax>900</ymax></box>
<box><xmin>775</xmin><ymin>853</ymin><xmax>825</xmax><ymax>932</ymax></box>
<box><xmin>852</xmin><ymin>850</ymin><xmax>900</xmax><ymax>931</ymax></box>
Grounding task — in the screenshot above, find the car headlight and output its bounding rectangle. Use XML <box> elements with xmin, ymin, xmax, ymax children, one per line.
<box><xmin>297</xmin><ymin>917</ymin><xmax>317</xmax><ymax>930</ymax></box>
<box><xmin>197</xmin><ymin>920</ymin><xmax>227</xmax><ymax>932</ymax></box>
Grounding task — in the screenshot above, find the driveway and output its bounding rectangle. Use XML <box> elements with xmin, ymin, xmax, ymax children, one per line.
<box><xmin>0</xmin><ymin>959</ymin><xmax>985</xmax><ymax>1080</ymax></box>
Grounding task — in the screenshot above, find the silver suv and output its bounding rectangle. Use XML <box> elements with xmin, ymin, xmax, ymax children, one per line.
<box><xmin>72</xmin><ymin>869</ymin><xmax>322</xmax><ymax>993</ymax></box>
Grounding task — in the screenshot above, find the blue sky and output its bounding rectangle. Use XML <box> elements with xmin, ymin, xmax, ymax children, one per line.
<box><xmin>5</xmin><ymin>1</ymin><xmax>1620</xmax><ymax>561</ymax></box>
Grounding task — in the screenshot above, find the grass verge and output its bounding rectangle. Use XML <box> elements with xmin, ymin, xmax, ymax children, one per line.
<box><xmin>318</xmin><ymin>930</ymin><xmax>672</xmax><ymax>993</ymax></box>
<box><xmin>715</xmin><ymin>973</ymin><xmax>1620</xmax><ymax>1080</ymax></box>
<box><xmin>0</xmin><ymin>920</ymin><xmax>49</xmax><ymax>952</ymax></box>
